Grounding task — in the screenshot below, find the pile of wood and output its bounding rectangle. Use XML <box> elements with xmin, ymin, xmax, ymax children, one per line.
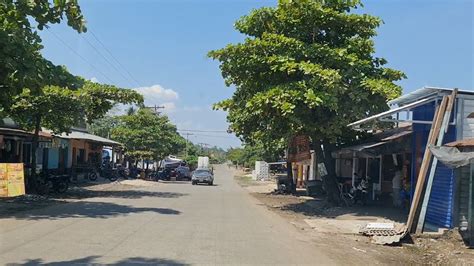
<box><xmin>406</xmin><ymin>89</ymin><xmax>458</xmax><ymax>234</ymax></box>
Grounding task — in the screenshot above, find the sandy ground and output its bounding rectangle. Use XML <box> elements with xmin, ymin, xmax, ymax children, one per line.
<box><xmin>235</xmin><ymin>174</ymin><xmax>474</xmax><ymax>265</ymax></box>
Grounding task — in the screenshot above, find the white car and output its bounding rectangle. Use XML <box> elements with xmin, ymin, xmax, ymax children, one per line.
<box><xmin>191</xmin><ymin>168</ymin><xmax>214</xmax><ymax>186</ymax></box>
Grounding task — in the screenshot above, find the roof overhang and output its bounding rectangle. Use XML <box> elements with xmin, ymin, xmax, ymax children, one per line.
<box><xmin>388</xmin><ymin>86</ymin><xmax>474</xmax><ymax>106</ymax></box>
<box><xmin>46</xmin><ymin>130</ymin><xmax>121</xmax><ymax>146</ymax></box>
<box><xmin>348</xmin><ymin>97</ymin><xmax>436</xmax><ymax>129</ymax></box>
<box><xmin>348</xmin><ymin>86</ymin><xmax>473</xmax><ymax>130</ymax></box>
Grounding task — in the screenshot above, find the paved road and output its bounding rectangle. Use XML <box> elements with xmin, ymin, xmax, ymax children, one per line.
<box><xmin>0</xmin><ymin>165</ymin><xmax>334</xmax><ymax>265</ymax></box>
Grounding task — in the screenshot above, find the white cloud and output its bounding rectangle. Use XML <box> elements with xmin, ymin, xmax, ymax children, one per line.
<box><xmin>90</xmin><ymin>77</ymin><xmax>100</xmax><ymax>83</ymax></box>
<box><xmin>134</xmin><ymin>84</ymin><xmax>179</xmax><ymax>104</ymax></box>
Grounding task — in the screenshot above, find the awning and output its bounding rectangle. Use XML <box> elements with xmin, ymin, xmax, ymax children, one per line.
<box><xmin>333</xmin><ymin>126</ymin><xmax>412</xmax><ymax>157</ymax></box>
<box><xmin>336</xmin><ymin>142</ymin><xmax>386</xmax><ymax>153</ymax></box>
<box><xmin>381</xmin><ymin>130</ymin><xmax>412</xmax><ymax>141</ymax></box>
<box><xmin>52</xmin><ymin>130</ymin><xmax>121</xmax><ymax>146</ymax></box>
<box><xmin>347</xmin><ymin>97</ymin><xmax>435</xmax><ymax>129</ymax></box>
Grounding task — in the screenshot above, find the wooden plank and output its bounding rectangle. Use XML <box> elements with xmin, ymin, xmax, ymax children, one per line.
<box><xmin>469</xmin><ymin>161</ymin><xmax>474</xmax><ymax>247</ymax></box>
<box><xmin>416</xmin><ymin>90</ymin><xmax>458</xmax><ymax>233</ymax></box>
<box><xmin>406</xmin><ymin>96</ymin><xmax>448</xmax><ymax>232</ymax></box>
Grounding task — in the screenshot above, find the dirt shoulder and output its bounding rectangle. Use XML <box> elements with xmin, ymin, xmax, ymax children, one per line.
<box><xmin>237</xmin><ymin>176</ymin><xmax>474</xmax><ymax>265</ymax></box>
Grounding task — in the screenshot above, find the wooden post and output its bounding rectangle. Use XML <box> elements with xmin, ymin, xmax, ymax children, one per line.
<box><xmin>469</xmin><ymin>160</ymin><xmax>474</xmax><ymax>247</ymax></box>
<box><xmin>416</xmin><ymin>89</ymin><xmax>458</xmax><ymax>233</ymax></box>
<box><xmin>379</xmin><ymin>155</ymin><xmax>383</xmax><ymax>193</ymax></box>
<box><xmin>406</xmin><ymin>96</ymin><xmax>448</xmax><ymax>232</ymax></box>
<box><xmin>352</xmin><ymin>152</ymin><xmax>356</xmax><ymax>187</ymax></box>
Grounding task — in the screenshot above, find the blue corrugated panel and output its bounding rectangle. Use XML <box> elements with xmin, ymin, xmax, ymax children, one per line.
<box><xmin>426</xmin><ymin>166</ymin><xmax>454</xmax><ymax>227</ymax></box>
<box><xmin>411</xmin><ymin>101</ymin><xmax>457</xmax><ymax>229</ymax></box>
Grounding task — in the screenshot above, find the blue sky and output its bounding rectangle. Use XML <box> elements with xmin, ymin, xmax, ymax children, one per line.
<box><xmin>39</xmin><ymin>0</ymin><xmax>473</xmax><ymax>148</ymax></box>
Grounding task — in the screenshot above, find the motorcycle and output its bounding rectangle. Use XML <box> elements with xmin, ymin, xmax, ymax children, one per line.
<box><xmin>37</xmin><ymin>170</ymin><xmax>70</xmax><ymax>195</ymax></box>
<box><xmin>342</xmin><ymin>177</ymin><xmax>369</xmax><ymax>206</ymax></box>
<box><xmin>87</xmin><ymin>165</ymin><xmax>119</xmax><ymax>182</ymax></box>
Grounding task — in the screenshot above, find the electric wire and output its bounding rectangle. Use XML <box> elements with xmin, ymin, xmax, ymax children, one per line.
<box><xmin>46</xmin><ymin>28</ymin><xmax>115</xmax><ymax>84</ymax></box>
<box><xmin>80</xmin><ymin>34</ymin><xmax>134</xmax><ymax>86</ymax></box>
<box><xmin>89</xmin><ymin>30</ymin><xmax>142</xmax><ymax>87</ymax></box>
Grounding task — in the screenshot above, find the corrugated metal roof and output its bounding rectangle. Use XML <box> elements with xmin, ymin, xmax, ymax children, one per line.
<box><xmin>47</xmin><ymin>130</ymin><xmax>121</xmax><ymax>146</ymax></box>
<box><xmin>0</xmin><ymin>128</ymin><xmax>53</xmax><ymax>139</ymax></box>
<box><xmin>389</xmin><ymin>86</ymin><xmax>474</xmax><ymax>106</ymax></box>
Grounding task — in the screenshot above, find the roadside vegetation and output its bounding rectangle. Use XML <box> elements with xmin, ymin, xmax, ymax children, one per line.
<box><xmin>0</xmin><ymin>1</ymin><xmax>143</xmax><ymax>190</ymax></box>
<box><xmin>210</xmin><ymin>0</ymin><xmax>405</xmax><ymax>203</ymax></box>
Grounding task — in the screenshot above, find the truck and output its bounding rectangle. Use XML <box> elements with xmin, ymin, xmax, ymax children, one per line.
<box><xmin>197</xmin><ymin>156</ymin><xmax>209</xmax><ymax>169</ymax></box>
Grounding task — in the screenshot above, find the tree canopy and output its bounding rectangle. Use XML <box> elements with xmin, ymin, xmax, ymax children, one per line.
<box><xmin>111</xmin><ymin>109</ymin><xmax>185</xmax><ymax>161</ymax></box>
<box><xmin>8</xmin><ymin>81</ymin><xmax>143</xmax><ymax>134</ymax></box>
<box><xmin>0</xmin><ymin>0</ymin><xmax>86</xmax><ymax>112</ymax></box>
<box><xmin>209</xmin><ymin>0</ymin><xmax>405</xmax><ymax>147</ymax></box>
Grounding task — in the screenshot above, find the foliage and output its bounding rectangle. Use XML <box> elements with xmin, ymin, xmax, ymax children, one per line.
<box><xmin>9</xmin><ymin>86</ymin><xmax>82</xmax><ymax>133</ymax></box>
<box><xmin>227</xmin><ymin>143</ymin><xmax>283</xmax><ymax>168</ymax></box>
<box><xmin>209</xmin><ymin>0</ymin><xmax>405</xmax><ymax>147</ymax></box>
<box><xmin>88</xmin><ymin>115</ymin><xmax>121</xmax><ymax>139</ymax></box>
<box><xmin>111</xmin><ymin>109</ymin><xmax>185</xmax><ymax>161</ymax></box>
<box><xmin>8</xmin><ymin>82</ymin><xmax>143</xmax><ymax>135</ymax></box>
<box><xmin>78</xmin><ymin>81</ymin><xmax>144</xmax><ymax>123</ymax></box>
<box><xmin>0</xmin><ymin>0</ymin><xmax>86</xmax><ymax>112</ymax></box>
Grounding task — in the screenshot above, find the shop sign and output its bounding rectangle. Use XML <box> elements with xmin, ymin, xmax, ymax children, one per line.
<box><xmin>0</xmin><ymin>163</ymin><xmax>25</xmax><ymax>197</ymax></box>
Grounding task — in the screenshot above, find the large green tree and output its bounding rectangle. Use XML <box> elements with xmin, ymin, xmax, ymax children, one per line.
<box><xmin>209</xmin><ymin>0</ymin><xmax>405</xmax><ymax>202</ymax></box>
<box><xmin>8</xmin><ymin>81</ymin><xmax>143</xmax><ymax>188</ymax></box>
<box><xmin>0</xmin><ymin>0</ymin><xmax>86</xmax><ymax>112</ymax></box>
<box><xmin>111</xmin><ymin>109</ymin><xmax>185</xmax><ymax>166</ymax></box>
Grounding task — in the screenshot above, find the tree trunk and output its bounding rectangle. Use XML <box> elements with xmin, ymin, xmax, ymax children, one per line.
<box><xmin>286</xmin><ymin>158</ymin><xmax>296</xmax><ymax>193</ymax></box>
<box><xmin>30</xmin><ymin>115</ymin><xmax>41</xmax><ymax>192</ymax></box>
<box><xmin>314</xmin><ymin>139</ymin><xmax>340</xmax><ymax>204</ymax></box>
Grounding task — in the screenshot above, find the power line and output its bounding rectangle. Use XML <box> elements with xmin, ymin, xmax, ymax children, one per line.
<box><xmin>80</xmin><ymin>34</ymin><xmax>134</xmax><ymax>86</ymax></box>
<box><xmin>187</xmin><ymin>133</ymin><xmax>236</xmax><ymax>139</ymax></box>
<box><xmin>46</xmin><ymin>28</ymin><xmax>115</xmax><ymax>84</ymax></box>
<box><xmin>177</xmin><ymin>129</ymin><xmax>229</xmax><ymax>133</ymax></box>
<box><xmin>89</xmin><ymin>30</ymin><xmax>142</xmax><ymax>87</ymax></box>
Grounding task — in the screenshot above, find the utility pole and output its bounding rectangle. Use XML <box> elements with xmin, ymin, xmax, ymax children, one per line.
<box><xmin>198</xmin><ymin>142</ymin><xmax>210</xmax><ymax>156</ymax></box>
<box><xmin>144</xmin><ymin>105</ymin><xmax>165</xmax><ymax>115</ymax></box>
<box><xmin>184</xmin><ymin>133</ymin><xmax>193</xmax><ymax>158</ymax></box>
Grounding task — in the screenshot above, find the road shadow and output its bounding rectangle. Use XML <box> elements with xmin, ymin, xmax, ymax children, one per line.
<box><xmin>158</xmin><ymin>180</ymin><xmax>191</xmax><ymax>184</ymax></box>
<box><xmin>14</xmin><ymin>256</ymin><xmax>188</xmax><ymax>265</ymax></box>
<box><xmin>278</xmin><ymin>198</ymin><xmax>407</xmax><ymax>223</ymax></box>
<box><xmin>52</xmin><ymin>188</ymin><xmax>188</xmax><ymax>200</ymax></box>
<box><xmin>0</xmin><ymin>201</ymin><xmax>181</xmax><ymax>220</ymax></box>
<box><xmin>193</xmin><ymin>184</ymin><xmax>218</xmax><ymax>187</ymax></box>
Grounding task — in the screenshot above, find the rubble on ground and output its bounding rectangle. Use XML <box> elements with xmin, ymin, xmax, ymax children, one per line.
<box><xmin>120</xmin><ymin>179</ymin><xmax>159</xmax><ymax>187</ymax></box>
<box><xmin>359</xmin><ymin>222</ymin><xmax>407</xmax><ymax>245</ymax></box>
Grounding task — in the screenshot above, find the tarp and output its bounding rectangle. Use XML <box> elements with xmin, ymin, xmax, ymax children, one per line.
<box><xmin>429</xmin><ymin>145</ymin><xmax>474</xmax><ymax>169</ymax></box>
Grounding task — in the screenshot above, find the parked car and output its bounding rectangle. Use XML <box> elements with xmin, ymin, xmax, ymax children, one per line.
<box><xmin>191</xmin><ymin>168</ymin><xmax>214</xmax><ymax>186</ymax></box>
<box><xmin>176</xmin><ymin>165</ymin><xmax>191</xmax><ymax>180</ymax></box>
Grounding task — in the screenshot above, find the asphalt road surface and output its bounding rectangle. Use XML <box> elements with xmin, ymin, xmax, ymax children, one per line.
<box><xmin>0</xmin><ymin>165</ymin><xmax>334</xmax><ymax>265</ymax></box>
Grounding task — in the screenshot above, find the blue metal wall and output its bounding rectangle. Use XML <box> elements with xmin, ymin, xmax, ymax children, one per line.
<box><xmin>411</xmin><ymin>101</ymin><xmax>456</xmax><ymax>229</ymax></box>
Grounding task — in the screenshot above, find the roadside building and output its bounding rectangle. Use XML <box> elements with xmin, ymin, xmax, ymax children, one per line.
<box><xmin>332</xmin><ymin>125</ymin><xmax>412</xmax><ymax>205</ymax></box>
<box><xmin>47</xmin><ymin>128</ymin><xmax>122</xmax><ymax>172</ymax></box>
<box><xmin>443</xmin><ymin>139</ymin><xmax>474</xmax><ymax>246</ymax></box>
<box><xmin>348</xmin><ymin>87</ymin><xmax>474</xmax><ymax>231</ymax></box>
